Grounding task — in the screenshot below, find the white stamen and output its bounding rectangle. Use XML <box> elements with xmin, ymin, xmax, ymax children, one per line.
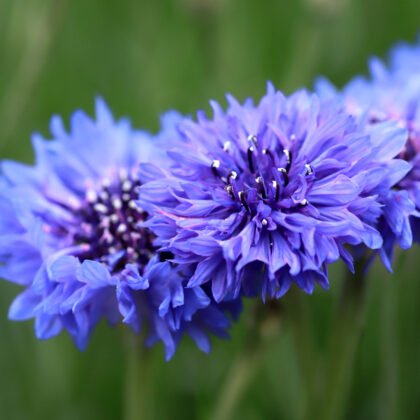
<box><xmin>112</xmin><ymin>198</ymin><xmax>122</xmax><ymax>210</ymax></box>
<box><xmin>223</xmin><ymin>141</ymin><xmax>231</xmax><ymax>152</ymax></box>
<box><xmin>122</xmin><ymin>180</ymin><xmax>132</xmax><ymax>192</ymax></box>
<box><xmin>94</xmin><ymin>203</ymin><xmax>108</xmax><ymax>214</ymax></box>
<box><xmin>86</xmin><ymin>190</ymin><xmax>97</xmax><ymax>203</ymax></box>
<box><xmin>262</xmin><ymin>219</ymin><xmax>268</xmax><ymax>226</ymax></box>
<box><xmin>247</xmin><ymin>134</ymin><xmax>258</xmax><ymax>144</ymax></box>
<box><xmin>117</xmin><ymin>224</ymin><xmax>127</xmax><ymax>234</ymax></box>
<box><xmin>211</xmin><ymin>159</ymin><xmax>220</xmax><ymax>169</ymax></box>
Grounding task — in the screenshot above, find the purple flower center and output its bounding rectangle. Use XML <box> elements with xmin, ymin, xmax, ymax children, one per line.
<box><xmin>74</xmin><ymin>171</ymin><xmax>155</xmax><ymax>272</ymax></box>
<box><xmin>209</xmin><ymin>134</ymin><xmax>314</xmax><ymax>217</ymax></box>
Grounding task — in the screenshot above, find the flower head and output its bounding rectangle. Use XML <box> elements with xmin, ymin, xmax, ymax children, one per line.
<box><xmin>0</xmin><ymin>99</ymin><xmax>239</xmax><ymax>359</ymax></box>
<box><xmin>316</xmin><ymin>40</ymin><xmax>420</xmax><ymax>267</ymax></box>
<box><xmin>138</xmin><ymin>84</ymin><xmax>410</xmax><ymax>301</ymax></box>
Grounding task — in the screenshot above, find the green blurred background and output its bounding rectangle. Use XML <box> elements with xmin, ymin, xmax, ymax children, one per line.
<box><xmin>0</xmin><ymin>0</ymin><xmax>419</xmax><ymax>419</ymax></box>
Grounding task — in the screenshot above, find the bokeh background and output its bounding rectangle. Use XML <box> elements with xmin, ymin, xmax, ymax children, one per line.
<box><xmin>0</xmin><ymin>0</ymin><xmax>419</xmax><ymax>419</ymax></box>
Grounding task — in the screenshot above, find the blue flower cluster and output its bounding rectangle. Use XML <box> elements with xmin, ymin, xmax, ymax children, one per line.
<box><xmin>0</xmin><ymin>101</ymin><xmax>241</xmax><ymax>360</ymax></box>
<box><xmin>1</xmin><ymin>39</ymin><xmax>419</xmax><ymax>358</ymax></box>
<box><xmin>316</xmin><ymin>37</ymin><xmax>420</xmax><ymax>267</ymax></box>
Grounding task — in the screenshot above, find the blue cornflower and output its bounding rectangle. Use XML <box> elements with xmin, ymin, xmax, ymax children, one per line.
<box><xmin>316</xmin><ymin>40</ymin><xmax>420</xmax><ymax>268</ymax></box>
<box><xmin>138</xmin><ymin>84</ymin><xmax>411</xmax><ymax>302</ymax></box>
<box><xmin>0</xmin><ymin>99</ymin><xmax>239</xmax><ymax>360</ymax></box>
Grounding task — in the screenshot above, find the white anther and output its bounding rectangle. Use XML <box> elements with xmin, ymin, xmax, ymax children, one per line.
<box><xmin>211</xmin><ymin>159</ymin><xmax>220</xmax><ymax>169</ymax></box>
<box><xmin>290</xmin><ymin>134</ymin><xmax>296</xmax><ymax>141</ymax></box>
<box><xmin>262</xmin><ymin>219</ymin><xmax>268</xmax><ymax>226</ymax></box>
<box><xmin>122</xmin><ymin>193</ymin><xmax>131</xmax><ymax>202</ymax></box>
<box><xmin>300</xmin><ymin>199</ymin><xmax>308</xmax><ymax>206</ymax></box>
<box><xmin>305</xmin><ymin>164</ymin><xmax>313</xmax><ymax>175</ymax></box>
<box><xmin>229</xmin><ymin>171</ymin><xmax>238</xmax><ymax>180</ymax></box>
<box><xmin>122</xmin><ymin>180</ymin><xmax>132</xmax><ymax>192</ymax></box>
<box><xmin>247</xmin><ymin>134</ymin><xmax>258</xmax><ymax>144</ymax></box>
<box><xmin>94</xmin><ymin>203</ymin><xmax>108</xmax><ymax>214</ymax></box>
<box><xmin>223</xmin><ymin>141</ymin><xmax>231</xmax><ymax>152</ymax></box>
<box><xmin>86</xmin><ymin>190</ymin><xmax>97</xmax><ymax>203</ymax></box>
<box><xmin>128</xmin><ymin>200</ymin><xmax>138</xmax><ymax>209</ymax></box>
<box><xmin>112</xmin><ymin>198</ymin><xmax>122</xmax><ymax>210</ymax></box>
<box><xmin>277</xmin><ymin>167</ymin><xmax>287</xmax><ymax>173</ymax></box>
<box><xmin>110</xmin><ymin>214</ymin><xmax>119</xmax><ymax>223</ymax></box>
<box><xmin>283</xmin><ymin>149</ymin><xmax>291</xmax><ymax>162</ymax></box>
<box><xmin>117</xmin><ymin>224</ymin><xmax>127</xmax><ymax>234</ymax></box>
<box><xmin>255</xmin><ymin>176</ymin><xmax>263</xmax><ymax>184</ymax></box>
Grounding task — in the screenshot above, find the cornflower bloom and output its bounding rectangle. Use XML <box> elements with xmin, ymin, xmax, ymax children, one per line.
<box><xmin>0</xmin><ymin>100</ymin><xmax>239</xmax><ymax>359</ymax></box>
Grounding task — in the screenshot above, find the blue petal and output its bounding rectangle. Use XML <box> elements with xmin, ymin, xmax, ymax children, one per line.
<box><xmin>9</xmin><ymin>289</ymin><xmax>41</xmax><ymax>320</ymax></box>
<box><xmin>76</xmin><ymin>260</ymin><xmax>113</xmax><ymax>288</ymax></box>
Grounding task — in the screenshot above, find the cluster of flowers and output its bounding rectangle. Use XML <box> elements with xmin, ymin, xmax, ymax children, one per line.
<box><xmin>1</xmin><ymin>39</ymin><xmax>419</xmax><ymax>359</ymax></box>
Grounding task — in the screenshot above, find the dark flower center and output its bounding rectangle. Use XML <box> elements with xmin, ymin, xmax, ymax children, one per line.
<box><xmin>74</xmin><ymin>171</ymin><xmax>155</xmax><ymax>273</ymax></box>
<box><xmin>210</xmin><ymin>134</ymin><xmax>313</xmax><ymax>217</ymax></box>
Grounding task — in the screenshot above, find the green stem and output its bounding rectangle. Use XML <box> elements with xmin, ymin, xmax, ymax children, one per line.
<box><xmin>284</xmin><ymin>289</ymin><xmax>319</xmax><ymax>420</ymax></box>
<box><xmin>380</xmin><ymin>251</ymin><xmax>406</xmax><ymax>420</ymax></box>
<box><xmin>124</xmin><ymin>333</ymin><xmax>153</xmax><ymax>420</ymax></box>
<box><xmin>209</xmin><ymin>344</ymin><xmax>263</xmax><ymax>420</ymax></box>
<box><xmin>209</xmin><ymin>301</ymin><xmax>281</xmax><ymax>420</ymax></box>
<box><xmin>321</xmin><ymin>258</ymin><xmax>370</xmax><ymax>420</ymax></box>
